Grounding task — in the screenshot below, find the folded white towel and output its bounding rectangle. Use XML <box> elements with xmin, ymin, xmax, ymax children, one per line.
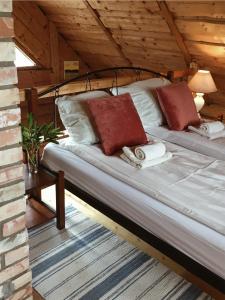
<box><xmin>120</xmin><ymin>152</ymin><xmax>172</xmax><ymax>169</ymax></box>
<box><xmin>200</xmin><ymin>121</ymin><xmax>224</xmax><ymax>134</ymax></box>
<box><xmin>135</xmin><ymin>142</ymin><xmax>166</xmax><ymax>161</ymax></box>
<box><xmin>188</xmin><ymin>125</ymin><xmax>225</xmax><ymax>140</ymax></box>
<box><xmin>122</xmin><ymin>146</ymin><xmax>141</xmax><ymax>164</ymax></box>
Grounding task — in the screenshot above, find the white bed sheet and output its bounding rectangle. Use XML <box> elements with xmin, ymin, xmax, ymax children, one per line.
<box><xmin>149</xmin><ymin>126</ymin><xmax>225</xmax><ymax>161</ymax></box>
<box><xmin>42</xmin><ymin>143</ymin><xmax>225</xmax><ymax>279</ymax></box>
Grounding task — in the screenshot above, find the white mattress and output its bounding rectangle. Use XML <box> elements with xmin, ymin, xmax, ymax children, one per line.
<box><xmin>42</xmin><ymin>143</ymin><xmax>225</xmax><ymax>280</ymax></box>
<box><xmin>149</xmin><ymin>126</ymin><xmax>225</xmax><ymax>161</ymax></box>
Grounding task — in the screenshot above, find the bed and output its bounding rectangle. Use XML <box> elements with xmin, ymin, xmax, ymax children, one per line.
<box><xmin>25</xmin><ymin>67</ymin><xmax>225</xmax><ymax>296</ymax></box>
<box><xmin>149</xmin><ymin>126</ymin><xmax>225</xmax><ymax>161</ymax></box>
<box><xmin>42</xmin><ymin>141</ymin><xmax>225</xmax><ymax>280</ymax></box>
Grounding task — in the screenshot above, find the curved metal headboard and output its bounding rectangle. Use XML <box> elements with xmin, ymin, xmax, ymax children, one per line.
<box><xmin>38</xmin><ymin>66</ymin><xmax>168</xmax><ymax>98</ymax></box>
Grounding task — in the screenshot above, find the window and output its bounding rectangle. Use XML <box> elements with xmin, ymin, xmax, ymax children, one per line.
<box><xmin>14</xmin><ymin>46</ymin><xmax>36</xmax><ymax>68</ymax></box>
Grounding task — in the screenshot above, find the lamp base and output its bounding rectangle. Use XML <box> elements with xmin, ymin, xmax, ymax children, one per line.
<box><xmin>194</xmin><ymin>93</ymin><xmax>205</xmax><ymax>112</ymax></box>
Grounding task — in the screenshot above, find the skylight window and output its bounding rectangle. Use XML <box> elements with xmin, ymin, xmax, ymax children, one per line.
<box><xmin>14</xmin><ymin>47</ymin><xmax>36</xmax><ymax>67</ymax></box>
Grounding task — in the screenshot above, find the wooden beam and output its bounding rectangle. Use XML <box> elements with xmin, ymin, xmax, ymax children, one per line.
<box><xmin>49</xmin><ymin>21</ymin><xmax>60</xmax><ymax>82</ymax></box>
<box><xmin>19</xmin><ymin>73</ymin><xmax>152</xmax><ymax>101</ymax></box>
<box><xmin>82</xmin><ymin>0</ymin><xmax>132</xmax><ymax>67</ymax></box>
<box><xmin>157</xmin><ymin>1</ymin><xmax>191</xmax><ymax>66</ymax></box>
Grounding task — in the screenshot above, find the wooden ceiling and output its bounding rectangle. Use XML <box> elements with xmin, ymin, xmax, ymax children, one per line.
<box><xmin>35</xmin><ymin>0</ymin><xmax>225</xmax><ymax>76</ymax></box>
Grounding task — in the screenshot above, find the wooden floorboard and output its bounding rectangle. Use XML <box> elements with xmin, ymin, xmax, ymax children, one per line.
<box><xmin>26</xmin><ymin>198</ymin><xmax>55</xmax><ymax>229</ymax></box>
<box><xmin>33</xmin><ymin>288</ymin><xmax>44</xmax><ymax>300</ymax></box>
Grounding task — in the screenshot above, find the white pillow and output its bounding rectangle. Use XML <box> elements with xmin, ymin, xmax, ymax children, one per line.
<box><xmin>56</xmin><ymin>90</ymin><xmax>110</xmax><ymax>144</ymax></box>
<box><xmin>111</xmin><ymin>77</ymin><xmax>171</xmax><ymax>129</ymax></box>
<box><xmin>128</xmin><ymin>77</ymin><xmax>171</xmax><ymax>90</ymax></box>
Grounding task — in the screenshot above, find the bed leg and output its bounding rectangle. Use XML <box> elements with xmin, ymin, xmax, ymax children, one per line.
<box><xmin>56</xmin><ymin>170</ymin><xmax>65</xmax><ymax>229</ymax></box>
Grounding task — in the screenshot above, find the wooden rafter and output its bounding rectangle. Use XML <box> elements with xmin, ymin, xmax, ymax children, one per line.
<box><xmin>82</xmin><ymin>0</ymin><xmax>132</xmax><ymax>67</ymax></box>
<box><xmin>73</xmin><ymin>48</ymin><xmax>92</xmax><ymax>72</ymax></box>
<box><xmin>157</xmin><ymin>1</ymin><xmax>191</xmax><ymax>66</ymax></box>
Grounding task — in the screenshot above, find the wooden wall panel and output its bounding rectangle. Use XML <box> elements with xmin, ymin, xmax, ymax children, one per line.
<box><xmin>14</xmin><ymin>1</ymin><xmax>88</xmax><ymax>89</ymax></box>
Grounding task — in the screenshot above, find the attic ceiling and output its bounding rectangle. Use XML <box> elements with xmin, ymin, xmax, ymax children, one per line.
<box><xmin>36</xmin><ymin>0</ymin><xmax>225</xmax><ymax>75</ymax></box>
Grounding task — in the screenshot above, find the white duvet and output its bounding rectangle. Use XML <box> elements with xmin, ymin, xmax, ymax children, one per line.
<box><xmin>59</xmin><ymin>138</ymin><xmax>225</xmax><ymax>235</ymax></box>
<box><xmin>149</xmin><ymin>126</ymin><xmax>225</xmax><ymax>161</ymax></box>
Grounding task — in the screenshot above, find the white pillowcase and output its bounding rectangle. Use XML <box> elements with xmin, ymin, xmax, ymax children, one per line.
<box><xmin>56</xmin><ymin>90</ymin><xmax>110</xmax><ymax>144</ymax></box>
<box><xmin>111</xmin><ymin>77</ymin><xmax>171</xmax><ymax>129</ymax></box>
<box><xmin>128</xmin><ymin>77</ymin><xmax>170</xmax><ymax>90</ymax></box>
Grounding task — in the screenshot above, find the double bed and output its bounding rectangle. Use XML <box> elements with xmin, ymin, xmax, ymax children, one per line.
<box><xmin>42</xmin><ymin>141</ymin><xmax>225</xmax><ymax>282</ymax></box>
<box><xmin>26</xmin><ymin>67</ymin><xmax>225</xmax><ymax>297</ymax></box>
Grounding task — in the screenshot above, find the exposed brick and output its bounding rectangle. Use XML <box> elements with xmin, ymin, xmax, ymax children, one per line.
<box><xmin>0</xmin><ymin>17</ymin><xmax>13</xmax><ymax>38</ymax></box>
<box><xmin>0</xmin><ymin>42</ymin><xmax>15</xmax><ymax>62</ymax></box>
<box><xmin>0</xmin><ymin>230</ymin><xmax>28</xmax><ymax>255</ymax></box>
<box><xmin>0</xmin><ymin>7</ymin><xmax>32</xmax><ymax>299</ymax></box>
<box><xmin>0</xmin><ymin>66</ymin><xmax>17</xmax><ymax>86</ymax></box>
<box><xmin>5</xmin><ymin>245</ymin><xmax>29</xmax><ymax>266</ymax></box>
<box><xmin>12</xmin><ymin>271</ymin><xmax>32</xmax><ymax>290</ymax></box>
<box><xmin>0</xmin><ymin>88</ymin><xmax>20</xmax><ymax>108</ymax></box>
<box><xmin>3</xmin><ymin>215</ymin><xmax>26</xmax><ymax>237</ymax></box>
<box><xmin>0</xmin><ymin>198</ymin><xmax>26</xmax><ymax>222</ymax></box>
<box><xmin>0</xmin><ymin>127</ymin><xmax>21</xmax><ymax>147</ymax></box>
<box><xmin>7</xmin><ymin>283</ymin><xmax>32</xmax><ymax>300</ymax></box>
<box><xmin>0</xmin><ymin>258</ymin><xmax>29</xmax><ymax>284</ymax></box>
<box><xmin>0</xmin><ymin>285</ymin><xmax>3</xmax><ymax>298</ymax></box>
<box><xmin>0</xmin><ymin>147</ymin><xmax>22</xmax><ymax>167</ymax></box>
<box><xmin>0</xmin><ymin>108</ymin><xmax>21</xmax><ymax>128</ymax></box>
<box><xmin>0</xmin><ymin>164</ymin><xmax>23</xmax><ymax>185</ymax></box>
<box><xmin>0</xmin><ymin>181</ymin><xmax>25</xmax><ymax>204</ymax></box>
<box><xmin>0</xmin><ymin>1</ymin><xmax>12</xmax><ymax>12</ymax></box>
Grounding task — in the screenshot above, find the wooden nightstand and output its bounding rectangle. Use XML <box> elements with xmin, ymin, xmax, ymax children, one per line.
<box><xmin>24</xmin><ymin>165</ymin><xmax>65</xmax><ymax>230</ymax></box>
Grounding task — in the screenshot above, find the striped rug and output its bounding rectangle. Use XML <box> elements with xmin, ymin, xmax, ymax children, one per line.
<box><xmin>29</xmin><ymin>203</ymin><xmax>213</xmax><ymax>300</ymax></box>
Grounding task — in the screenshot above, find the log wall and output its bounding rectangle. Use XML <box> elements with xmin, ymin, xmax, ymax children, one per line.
<box><xmin>13</xmin><ymin>1</ymin><xmax>89</xmax><ymax>89</ymax></box>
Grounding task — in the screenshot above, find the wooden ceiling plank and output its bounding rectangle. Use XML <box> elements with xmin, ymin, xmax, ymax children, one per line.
<box><xmin>112</xmin><ymin>29</ymin><xmax>174</xmax><ymax>40</ymax></box>
<box><xmin>82</xmin><ymin>0</ymin><xmax>133</xmax><ymax>66</ymax></box>
<box><xmin>88</xmin><ymin>0</ymin><xmax>160</xmax><ymax>12</ymax></box>
<box><xmin>167</xmin><ymin>2</ymin><xmax>225</xmax><ymax>19</ymax></box>
<box><xmin>47</xmin><ymin>14</ymin><xmax>98</xmax><ymax>26</ymax></box>
<box><xmin>157</xmin><ymin>1</ymin><xmax>191</xmax><ymax>66</ymax></box>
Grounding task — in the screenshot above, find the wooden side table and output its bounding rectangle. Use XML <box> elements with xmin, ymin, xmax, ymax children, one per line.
<box><xmin>24</xmin><ymin>165</ymin><xmax>65</xmax><ymax>230</ymax></box>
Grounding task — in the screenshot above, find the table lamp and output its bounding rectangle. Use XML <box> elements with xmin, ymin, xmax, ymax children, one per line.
<box><xmin>188</xmin><ymin>70</ymin><xmax>217</xmax><ymax>112</ymax></box>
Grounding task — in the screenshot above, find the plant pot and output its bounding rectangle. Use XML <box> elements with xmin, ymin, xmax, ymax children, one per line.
<box><xmin>27</xmin><ymin>149</ymin><xmax>39</xmax><ymax>174</ymax></box>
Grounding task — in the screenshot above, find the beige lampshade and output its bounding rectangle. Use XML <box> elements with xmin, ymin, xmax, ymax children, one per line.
<box><xmin>188</xmin><ymin>70</ymin><xmax>217</xmax><ymax>93</ymax></box>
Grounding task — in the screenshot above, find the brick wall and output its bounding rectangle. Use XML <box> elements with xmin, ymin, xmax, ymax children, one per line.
<box><xmin>0</xmin><ymin>1</ymin><xmax>32</xmax><ymax>299</ymax></box>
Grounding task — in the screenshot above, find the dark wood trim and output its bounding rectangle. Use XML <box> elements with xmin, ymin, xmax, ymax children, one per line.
<box><xmin>25</xmin><ymin>87</ymin><xmax>39</xmax><ymax>119</ymax></box>
<box><xmin>158</xmin><ymin>1</ymin><xmax>191</xmax><ymax>66</ymax></box>
<box><xmin>56</xmin><ymin>170</ymin><xmax>65</xmax><ymax>229</ymax></box>
<box><xmin>24</xmin><ymin>165</ymin><xmax>65</xmax><ymax>230</ymax></box>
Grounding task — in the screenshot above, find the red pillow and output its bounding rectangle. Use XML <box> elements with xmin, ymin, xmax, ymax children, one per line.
<box><xmin>156</xmin><ymin>82</ymin><xmax>200</xmax><ymax>131</ymax></box>
<box><xmin>86</xmin><ymin>93</ymin><xmax>147</xmax><ymax>155</ymax></box>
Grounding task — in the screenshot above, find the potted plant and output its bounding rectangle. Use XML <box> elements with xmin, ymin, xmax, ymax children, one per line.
<box><xmin>21</xmin><ymin>113</ymin><xmax>61</xmax><ymax>174</ymax></box>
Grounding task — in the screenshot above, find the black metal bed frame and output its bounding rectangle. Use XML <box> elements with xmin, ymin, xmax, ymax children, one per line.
<box><xmin>34</xmin><ymin>66</ymin><xmax>225</xmax><ymax>296</ymax></box>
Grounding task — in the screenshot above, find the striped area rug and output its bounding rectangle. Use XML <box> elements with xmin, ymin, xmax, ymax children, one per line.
<box><xmin>29</xmin><ymin>204</ymin><xmax>213</xmax><ymax>300</ymax></box>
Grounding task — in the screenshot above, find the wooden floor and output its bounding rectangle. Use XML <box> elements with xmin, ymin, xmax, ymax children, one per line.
<box><xmin>33</xmin><ymin>288</ymin><xmax>44</xmax><ymax>300</ymax></box>
<box><xmin>26</xmin><ymin>198</ymin><xmax>55</xmax><ymax>229</ymax></box>
<box><xmin>27</xmin><ymin>187</ymin><xmax>224</xmax><ymax>300</ymax></box>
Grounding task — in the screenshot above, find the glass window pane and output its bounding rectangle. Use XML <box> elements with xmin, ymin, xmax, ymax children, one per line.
<box><xmin>14</xmin><ymin>47</ymin><xmax>36</xmax><ymax>67</ymax></box>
